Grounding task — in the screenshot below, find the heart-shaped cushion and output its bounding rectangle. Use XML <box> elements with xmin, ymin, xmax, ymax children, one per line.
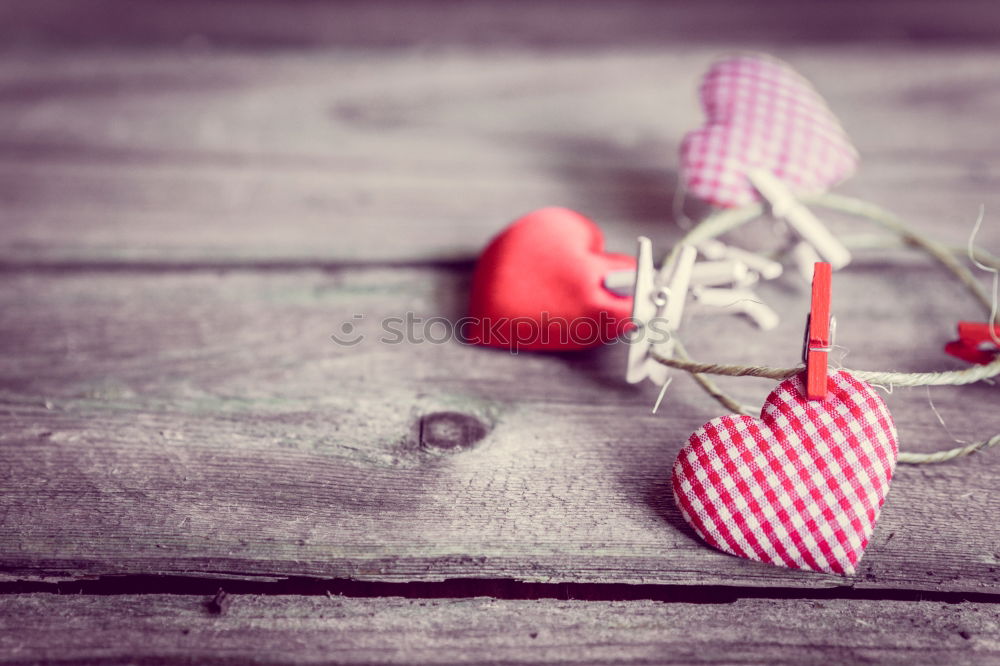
<box><xmin>681</xmin><ymin>54</ymin><xmax>859</xmax><ymax>209</ymax></box>
<box><xmin>672</xmin><ymin>371</ymin><xmax>897</xmax><ymax>575</ymax></box>
<box><xmin>468</xmin><ymin>207</ymin><xmax>635</xmax><ymax>351</ymax></box>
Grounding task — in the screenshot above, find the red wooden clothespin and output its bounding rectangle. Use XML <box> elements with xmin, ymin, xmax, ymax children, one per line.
<box><xmin>944</xmin><ymin>321</ymin><xmax>1000</xmax><ymax>365</ymax></box>
<box><xmin>804</xmin><ymin>262</ymin><xmax>833</xmax><ymax>400</ymax></box>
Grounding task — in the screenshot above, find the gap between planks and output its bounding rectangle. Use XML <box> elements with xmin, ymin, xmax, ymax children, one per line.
<box><xmin>4</xmin><ymin>575</ymin><xmax>1000</xmax><ymax>605</ymax></box>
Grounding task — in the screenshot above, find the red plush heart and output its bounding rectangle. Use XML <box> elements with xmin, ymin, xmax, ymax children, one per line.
<box><xmin>672</xmin><ymin>371</ymin><xmax>897</xmax><ymax>575</ymax></box>
<box><xmin>468</xmin><ymin>207</ymin><xmax>635</xmax><ymax>351</ymax></box>
<box><xmin>681</xmin><ymin>54</ymin><xmax>859</xmax><ymax>209</ymax></box>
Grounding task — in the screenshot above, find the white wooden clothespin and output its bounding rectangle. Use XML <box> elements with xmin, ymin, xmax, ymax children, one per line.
<box><xmin>690</xmin><ymin>259</ymin><xmax>750</xmax><ymax>287</ymax></box>
<box><xmin>747</xmin><ymin>168</ymin><xmax>851</xmax><ymax>279</ymax></box>
<box><xmin>619</xmin><ymin>239</ymin><xmax>697</xmax><ymax>386</ymax></box>
<box><xmin>698</xmin><ymin>239</ymin><xmax>783</xmax><ymax>281</ymax></box>
<box><xmin>691</xmin><ymin>240</ymin><xmax>782</xmax><ymax>329</ymax></box>
<box><xmin>693</xmin><ymin>286</ymin><xmax>780</xmax><ymax>331</ymax></box>
<box><xmin>602</xmin><ymin>269</ymin><xmax>638</xmax><ymax>297</ymax></box>
<box><xmin>790</xmin><ymin>241</ymin><xmax>824</xmax><ymax>284</ymax></box>
<box><xmin>605</xmin><ymin>236</ymin><xmax>782</xmax><ymax>407</ymax></box>
<box><xmin>604</xmin><ymin>256</ymin><xmax>754</xmax><ymax>295</ymax></box>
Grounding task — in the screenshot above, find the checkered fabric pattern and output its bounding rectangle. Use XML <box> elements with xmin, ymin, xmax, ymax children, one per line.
<box><xmin>672</xmin><ymin>371</ymin><xmax>897</xmax><ymax>575</ymax></box>
<box><xmin>681</xmin><ymin>54</ymin><xmax>859</xmax><ymax>209</ymax></box>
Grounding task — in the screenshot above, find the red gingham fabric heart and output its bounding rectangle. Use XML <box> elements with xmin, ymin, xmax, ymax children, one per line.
<box><xmin>672</xmin><ymin>371</ymin><xmax>897</xmax><ymax>575</ymax></box>
<box><xmin>681</xmin><ymin>54</ymin><xmax>859</xmax><ymax>209</ymax></box>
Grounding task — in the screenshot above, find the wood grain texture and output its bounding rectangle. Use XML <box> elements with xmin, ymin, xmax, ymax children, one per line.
<box><xmin>2</xmin><ymin>263</ymin><xmax>997</xmax><ymax>591</ymax></box>
<box><xmin>5</xmin><ymin>0</ymin><xmax>1000</xmax><ymax>50</ymax></box>
<box><xmin>1</xmin><ymin>594</ymin><xmax>999</xmax><ymax>665</ymax></box>
<box><xmin>0</xmin><ymin>48</ymin><xmax>998</xmax><ymax>265</ymax></box>
<box><xmin>1</xmin><ymin>0</ymin><xmax>999</xmax><ymax>632</ymax></box>
<box><xmin>1</xmin><ymin>3</ymin><xmax>998</xmax><ymax>661</ymax></box>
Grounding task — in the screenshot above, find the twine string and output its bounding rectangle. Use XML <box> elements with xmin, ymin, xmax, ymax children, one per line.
<box><xmin>968</xmin><ymin>206</ymin><xmax>1000</xmax><ymax>346</ymax></box>
<box><xmin>654</xmin><ymin>193</ymin><xmax>999</xmax><ymax>465</ymax></box>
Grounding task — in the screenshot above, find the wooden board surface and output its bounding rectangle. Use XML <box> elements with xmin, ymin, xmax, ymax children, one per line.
<box><xmin>2</xmin><ymin>2</ymin><xmax>1000</xmax><ymax>660</ymax></box>
<box><xmin>0</xmin><ymin>48</ymin><xmax>998</xmax><ymax>265</ymax></box>
<box><xmin>5</xmin><ymin>0</ymin><xmax>1000</xmax><ymax>49</ymax></box>
<box><xmin>2</xmin><ymin>263</ymin><xmax>996</xmax><ymax>591</ymax></box>
<box><xmin>2</xmin><ymin>594</ymin><xmax>999</xmax><ymax>665</ymax></box>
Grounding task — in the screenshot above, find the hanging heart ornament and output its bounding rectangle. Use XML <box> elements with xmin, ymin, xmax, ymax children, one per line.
<box><xmin>681</xmin><ymin>53</ymin><xmax>859</xmax><ymax>208</ymax></box>
<box><xmin>672</xmin><ymin>371</ymin><xmax>898</xmax><ymax>574</ymax></box>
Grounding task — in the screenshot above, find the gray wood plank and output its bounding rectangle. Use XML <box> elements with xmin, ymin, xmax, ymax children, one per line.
<box><xmin>1</xmin><ymin>263</ymin><xmax>997</xmax><ymax>591</ymax></box>
<box><xmin>0</xmin><ymin>48</ymin><xmax>998</xmax><ymax>264</ymax></box>
<box><xmin>1</xmin><ymin>594</ymin><xmax>998</xmax><ymax>665</ymax></box>
<box><xmin>5</xmin><ymin>0</ymin><xmax>1000</xmax><ymax>50</ymax></box>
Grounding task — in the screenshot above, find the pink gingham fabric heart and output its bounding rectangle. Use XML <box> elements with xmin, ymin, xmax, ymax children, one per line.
<box><xmin>672</xmin><ymin>371</ymin><xmax>897</xmax><ymax>575</ymax></box>
<box><xmin>681</xmin><ymin>54</ymin><xmax>859</xmax><ymax>209</ymax></box>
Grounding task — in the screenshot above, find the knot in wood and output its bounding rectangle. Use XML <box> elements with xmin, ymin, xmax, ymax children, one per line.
<box><xmin>419</xmin><ymin>412</ymin><xmax>489</xmax><ymax>452</ymax></box>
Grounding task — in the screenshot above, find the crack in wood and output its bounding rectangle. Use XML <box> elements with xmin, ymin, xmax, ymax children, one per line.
<box><xmin>3</xmin><ymin>576</ymin><xmax>999</xmax><ymax>605</ymax></box>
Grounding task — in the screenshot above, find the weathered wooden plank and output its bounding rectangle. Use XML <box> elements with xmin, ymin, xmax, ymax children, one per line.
<box><xmin>0</xmin><ymin>594</ymin><xmax>998</xmax><ymax>665</ymax></box>
<box><xmin>1</xmin><ymin>265</ymin><xmax>997</xmax><ymax>591</ymax></box>
<box><xmin>0</xmin><ymin>48</ymin><xmax>998</xmax><ymax>264</ymax></box>
<box><xmin>5</xmin><ymin>0</ymin><xmax>1000</xmax><ymax>49</ymax></box>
